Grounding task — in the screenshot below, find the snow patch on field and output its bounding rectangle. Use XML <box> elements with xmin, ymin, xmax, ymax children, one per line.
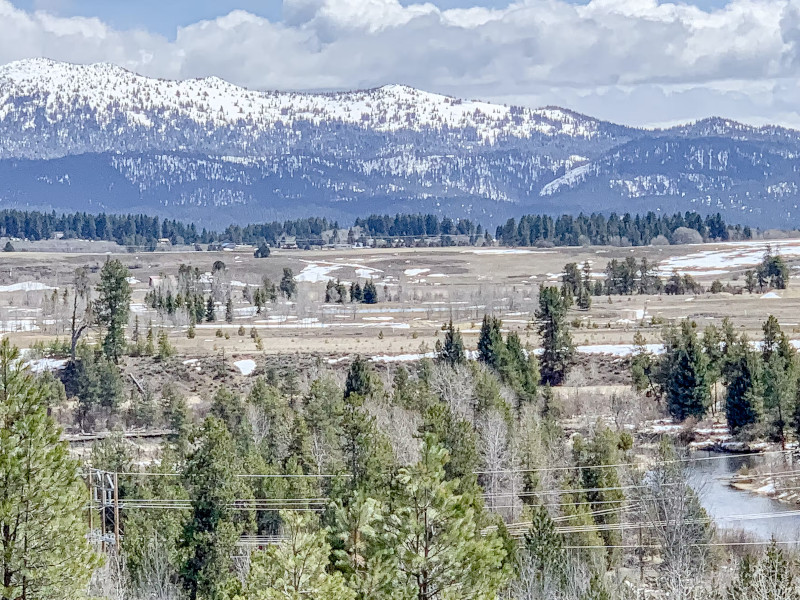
<box><xmin>761</xmin><ymin>291</ymin><xmax>781</xmax><ymax>299</ymax></box>
<box><xmin>404</xmin><ymin>268</ymin><xmax>430</xmax><ymax>276</ymax></box>
<box><xmin>234</xmin><ymin>359</ymin><xmax>257</xmax><ymax>376</ymax></box>
<box><xmin>0</xmin><ymin>281</ymin><xmax>56</xmax><ymax>292</ymax></box>
<box><xmin>25</xmin><ymin>358</ymin><xmax>68</xmax><ymax>372</ymax></box>
<box><xmin>296</xmin><ymin>260</ymin><xmax>383</xmax><ymax>283</ymax></box>
<box><xmin>659</xmin><ymin>239</ymin><xmax>800</xmax><ymax>275</ymax></box>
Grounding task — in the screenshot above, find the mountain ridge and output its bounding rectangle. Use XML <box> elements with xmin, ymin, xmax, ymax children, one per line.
<box><xmin>1</xmin><ymin>58</ymin><xmax>800</xmax><ymax>227</ymax></box>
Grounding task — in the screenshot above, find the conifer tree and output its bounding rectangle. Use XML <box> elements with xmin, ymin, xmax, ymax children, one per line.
<box><xmin>205</xmin><ymin>295</ymin><xmax>216</xmax><ymax>322</ymax></box>
<box><xmin>0</xmin><ymin>339</ymin><xmax>99</xmax><ymax>600</ymax></box>
<box><xmin>725</xmin><ymin>346</ymin><xmax>763</xmax><ymax>435</ymax></box>
<box><xmin>436</xmin><ymin>319</ymin><xmax>465</xmax><ymax>367</ymax></box>
<box><xmin>362</xmin><ymin>280</ymin><xmax>378</xmax><ymax>304</ymax></box>
<box><xmin>95</xmin><ymin>258</ymin><xmax>132</xmax><ymax>363</ymax></box>
<box><xmin>181</xmin><ymin>417</ymin><xmax>252</xmax><ymax>600</ymax></box>
<box><xmin>536</xmin><ymin>286</ymin><xmax>574</xmax><ymax>386</ymax></box>
<box><xmin>279</xmin><ymin>268</ymin><xmax>297</xmax><ymax>299</ymax></box>
<box><xmin>477</xmin><ymin>314</ymin><xmax>505</xmax><ymax>370</ymax></box>
<box><xmin>242</xmin><ymin>511</ymin><xmax>355</xmax><ymax>600</ymax></box>
<box><xmin>225</xmin><ymin>297</ymin><xmax>234</xmax><ymax>323</ymax></box>
<box><xmin>660</xmin><ymin>321</ymin><xmax>710</xmax><ymax>421</ymax></box>
<box><xmin>344</xmin><ymin>356</ymin><xmax>375</xmax><ymax>400</ymax></box>
<box><xmin>384</xmin><ymin>436</ymin><xmax>510</xmax><ymax>600</ymax></box>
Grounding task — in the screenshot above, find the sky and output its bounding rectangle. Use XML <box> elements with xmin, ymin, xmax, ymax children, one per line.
<box><xmin>2</xmin><ymin>0</ymin><xmax>800</xmax><ymax>128</ymax></box>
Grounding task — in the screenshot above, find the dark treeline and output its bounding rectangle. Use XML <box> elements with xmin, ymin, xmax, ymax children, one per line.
<box><xmin>353</xmin><ymin>214</ymin><xmax>480</xmax><ymax>238</ymax></box>
<box><xmin>0</xmin><ymin>208</ymin><xmax>754</xmax><ymax>251</ymax></box>
<box><xmin>496</xmin><ymin>211</ymin><xmax>750</xmax><ymax>247</ymax></box>
<box><xmin>0</xmin><ymin>209</ymin><xmax>337</xmax><ymax>249</ymax></box>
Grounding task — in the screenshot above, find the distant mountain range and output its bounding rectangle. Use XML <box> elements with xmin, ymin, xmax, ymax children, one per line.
<box><xmin>1</xmin><ymin>58</ymin><xmax>799</xmax><ymax>227</ymax></box>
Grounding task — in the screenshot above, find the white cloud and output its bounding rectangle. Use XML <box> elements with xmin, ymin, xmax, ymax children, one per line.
<box><xmin>2</xmin><ymin>0</ymin><xmax>800</xmax><ymax>126</ymax></box>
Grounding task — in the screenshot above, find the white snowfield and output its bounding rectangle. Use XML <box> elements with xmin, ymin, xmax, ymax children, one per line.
<box><xmin>0</xmin><ymin>59</ymin><xmax>605</xmax><ymax>148</ymax></box>
<box><xmin>234</xmin><ymin>359</ymin><xmax>257</xmax><ymax>376</ymax></box>
<box><xmin>658</xmin><ymin>239</ymin><xmax>800</xmax><ymax>275</ymax></box>
<box><xmin>0</xmin><ymin>281</ymin><xmax>56</xmax><ymax>293</ymax></box>
<box><xmin>295</xmin><ymin>260</ymin><xmax>383</xmax><ymax>283</ymax></box>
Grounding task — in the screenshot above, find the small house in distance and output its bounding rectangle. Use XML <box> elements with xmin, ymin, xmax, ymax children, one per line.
<box><xmin>278</xmin><ymin>234</ymin><xmax>298</xmax><ymax>249</ymax></box>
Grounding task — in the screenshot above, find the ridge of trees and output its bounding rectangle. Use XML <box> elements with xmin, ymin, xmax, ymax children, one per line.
<box><xmin>0</xmin><ymin>208</ymin><xmax>752</xmax><ymax>251</ymax></box>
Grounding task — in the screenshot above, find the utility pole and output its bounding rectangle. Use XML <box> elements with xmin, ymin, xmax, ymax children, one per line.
<box><xmin>113</xmin><ymin>472</ymin><xmax>121</xmax><ymax>550</ymax></box>
<box><xmin>86</xmin><ymin>471</ymin><xmax>93</xmax><ymax>535</ymax></box>
<box><xmin>639</xmin><ymin>524</ymin><xmax>644</xmax><ymax>582</ymax></box>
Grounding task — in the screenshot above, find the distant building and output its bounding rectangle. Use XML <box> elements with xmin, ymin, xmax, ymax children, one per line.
<box><xmin>278</xmin><ymin>234</ymin><xmax>298</xmax><ymax>249</ymax></box>
<box><xmin>156</xmin><ymin>238</ymin><xmax>172</xmax><ymax>248</ymax></box>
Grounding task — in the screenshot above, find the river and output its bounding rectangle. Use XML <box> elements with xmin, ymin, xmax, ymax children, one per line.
<box><xmin>688</xmin><ymin>451</ymin><xmax>800</xmax><ymax>542</ymax></box>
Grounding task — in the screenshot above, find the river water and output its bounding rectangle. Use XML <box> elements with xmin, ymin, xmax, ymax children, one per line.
<box><xmin>688</xmin><ymin>451</ymin><xmax>800</xmax><ymax>541</ymax></box>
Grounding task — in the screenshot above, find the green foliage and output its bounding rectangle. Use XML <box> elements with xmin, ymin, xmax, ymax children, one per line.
<box><xmin>344</xmin><ymin>356</ymin><xmax>378</xmax><ymax>400</ymax></box>
<box><xmin>435</xmin><ymin>320</ymin><xmax>465</xmax><ymax>367</ymax></box>
<box><xmin>659</xmin><ymin>320</ymin><xmax>710</xmax><ymax>421</ymax></box>
<box><xmin>2</xmin><ymin>241</ymin><xmax>13</xmax><ymax>252</ymax></box>
<box><xmin>0</xmin><ymin>339</ymin><xmax>99</xmax><ymax>599</ymax></box>
<box><xmin>383</xmin><ymin>436</ymin><xmax>511</xmax><ymax>600</ymax></box>
<box><xmin>758</xmin><ymin>246</ymin><xmax>789</xmax><ymax>290</ymax></box>
<box><xmin>94</xmin><ymin>258</ymin><xmax>132</xmax><ymax>363</ymax></box>
<box><xmin>62</xmin><ymin>344</ymin><xmax>125</xmax><ymax>429</ymax></box>
<box><xmin>181</xmin><ymin>417</ymin><xmax>253</xmax><ymax>600</ymax></box>
<box><xmin>225</xmin><ymin>297</ymin><xmax>234</xmax><ymax>323</ymax></box>
<box><xmin>536</xmin><ymin>286</ymin><xmax>574</xmax><ymax>386</ymax></box>
<box><xmin>279</xmin><ymin>268</ymin><xmax>297</xmax><ymax>299</ymax></box>
<box><xmin>573</xmin><ymin>426</ymin><xmax>626</xmax><ymax>565</ymax></box>
<box><xmin>206</xmin><ymin>295</ymin><xmax>216</xmax><ymax>322</ymax></box>
<box><xmin>157</xmin><ymin>328</ymin><xmax>174</xmax><ymax>361</ymax></box>
<box><xmin>725</xmin><ymin>346</ymin><xmax>763</xmax><ymax>435</ymax></box>
<box><xmin>362</xmin><ymin>280</ymin><xmax>378</xmax><ymax>304</ymax></box>
<box><xmin>253</xmin><ymin>243</ymin><xmax>270</xmax><ymax>258</ymax></box>
<box><xmin>724</xmin><ymin>542</ymin><xmax>799</xmax><ymax>599</ymax></box>
<box><xmin>477</xmin><ymin>315</ymin><xmax>506</xmax><ymax>371</ymax></box>
<box><xmin>239</xmin><ymin>511</ymin><xmax>355</xmax><ymax>600</ymax></box>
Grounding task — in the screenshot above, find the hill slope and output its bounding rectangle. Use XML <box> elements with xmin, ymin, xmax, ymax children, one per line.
<box><xmin>1</xmin><ymin>59</ymin><xmax>798</xmax><ymax>227</ymax></box>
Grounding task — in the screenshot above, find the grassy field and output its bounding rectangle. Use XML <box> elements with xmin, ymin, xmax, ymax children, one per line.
<box><xmin>2</xmin><ymin>239</ymin><xmax>799</xmax><ymax>363</ymax></box>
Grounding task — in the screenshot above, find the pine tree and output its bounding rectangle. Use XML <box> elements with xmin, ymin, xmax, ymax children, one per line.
<box><xmin>225</xmin><ymin>297</ymin><xmax>234</xmax><ymax>323</ymax></box>
<box><xmin>181</xmin><ymin>417</ymin><xmax>251</xmax><ymax>600</ymax></box>
<box><xmin>384</xmin><ymin>435</ymin><xmax>510</xmax><ymax>600</ymax></box>
<box><xmin>325</xmin><ymin>279</ymin><xmax>336</xmax><ymax>303</ymax></box>
<box><xmin>363</xmin><ymin>280</ymin><xmax>378</xmax><ymax>304</ymax></box>
<box><xmin>536</xmin><ymin>286</ymin><xmax>574</xmax><ymax>386</ymax></box>
<box><xmin>477</xmin><ymin>314</ymin><xmax>505</xmax><ymax>370</ymax></box>
<box><xmin>725</xmin><ymin>347</ymin><xmax>763</xmax><ymax>435</ymax></box>
<box><xmin>344</xmin><ymin>356</ymin><xmax>375</xmax><ymax>400</ymax></box>
<box><xmin>0</xmin><ymin>339</ymin><xmax>99</xmax><ymax>599</ymax></box>
<box><xmin>279</xmin><ymin>268</ymin><xmax>297</xmax><ymax>299</ymax></box>
<box><xmin>157</xmin><ymin>329</ymin><xmax>174</xmax><ymax>361</ymax></box>
<box><xmin>95</xmin><ymin>258</ymin><xmax>132</xmax><ymax>363</ymax></box>
<box><xmin>243</xmin><ymin>511</ymin><xmax>355</xmax><ymax>600</ymax></box>
<box><xmin>205</xmin><ymin>295</ymin><xmax>216</xmax><ymax>322</ymax></box>
<box><xmin>661</xmin><ymin>321</ymin><xmax>710</xmax><ymax>421</ymax></box>
<box><xmin>436</xmin><ymin>319</ymin><xmax>465</xmax><ymax>367</ymax></box>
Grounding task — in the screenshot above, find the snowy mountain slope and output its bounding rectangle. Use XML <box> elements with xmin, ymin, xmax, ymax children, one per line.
<box><xmin>0</xmin><ymin>59</ymin><xmax>626</xmax><ymax>160</ymax></box>
<box><xmin>2</xmin><ymin>59</ymin><xmax>800</xmax><ymax>227</ymax></box>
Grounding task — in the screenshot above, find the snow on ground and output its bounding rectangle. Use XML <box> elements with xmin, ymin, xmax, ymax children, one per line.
<box><xmin>0</xmin><ymin>319</ymin><xmax>39</xmax><ymax>333</ymax></box>
<box><xmin>0</xmin><ymin>281</ymin><xmax>56</xmax><ymax>293</ymax></box>
<box><xmin>466</xmin><ymin>249</ymin><xmax>546</xmax><ymax>255</ymax></box>
<box><xmin>404</xmin><ymin>268</ymin><xmax>430</xmax><ymax>276</ymax></box>
<box><xmin>25</xmin><ymin>358</ymin><xmax>68</xmax><ymax>372</ymax></box>
<box><xmin>234</xmin><ymin>359</ymin><xmax>257</xmax><ymax>376</ymax></box>
<box><xmin>296</xmin><ymin>260</ymin><xmax>383</xmax><ymax>283</ymax></box>
<box><xmin>659</xmin><ymin>239</ymin><xmax>800</xmax><ymax>275</ymax></box>
<box><xmin>761</xmin><ymin>291</ymin><xmax>781</xmax><ymax>299</ymax></box>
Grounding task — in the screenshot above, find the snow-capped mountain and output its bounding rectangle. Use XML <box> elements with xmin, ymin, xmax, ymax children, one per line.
<box><xmin>1</xmin><ymin>58</ymin><xmax>800</xmax><ymax>227</ymax></box>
